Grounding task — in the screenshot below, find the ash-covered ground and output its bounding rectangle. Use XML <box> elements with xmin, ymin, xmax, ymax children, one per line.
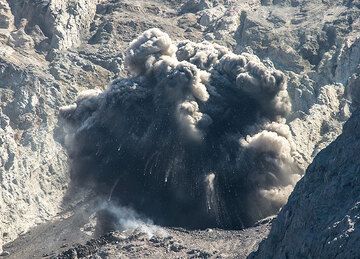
<box><xmin>4</xmin><ymin>196</ymin><xmax>271</xmax><ymax>259</ymax></box>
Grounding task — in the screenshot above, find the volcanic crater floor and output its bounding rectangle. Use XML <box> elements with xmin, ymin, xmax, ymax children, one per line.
<box><xmin>4</xmin><ymin>204</ymin><xmax>271</xmax><ymax>259</ymax></box>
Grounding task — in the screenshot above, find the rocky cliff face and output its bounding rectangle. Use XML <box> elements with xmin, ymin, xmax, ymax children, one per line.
<box><xmin>0</xmin><ymin>0</ymin><xmax>106</xmax><ymax>248</ymax></box>
<box><xmin>0</xmin><ymin>0</ymin><xmax>359</xmax><ymax>254</ymax></box>
<box><xmin>252</xmin><ymin>109</ymin><xmax>360</xmax><ymax>259</ymax></box>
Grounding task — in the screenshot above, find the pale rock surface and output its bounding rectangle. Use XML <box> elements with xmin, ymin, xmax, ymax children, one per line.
<box><xmin>8</xmin><ymin>0</ymin><xmax>101</xmax><ymax>51</ymax></box>
<box><xmin>0</xmin><ymin>0</ymin><xmax>359</xmax><ymax>256</ymax></box>
<box><xmin>0</xmin><ymin>0</ymin><xmax>13</xmax><ymax>39</ymax></box>
<box><xmin>181</xmin><ymin>0</ymin><xmax>359</xmax><ymax>171</ymax></box>
<box><xmin>0</xmin><ymin>0</ymin><xmax>105</xmax><ymax>248</ymax></box>
<box><xmin>0</xmin><ymin>50</ymin><xmax>71</xmax><ymax>247</ymax></box>
<box><xmin>289</xmin><ymin>84</ymin><xmax>348</xmax><ymax>170</ymax></box>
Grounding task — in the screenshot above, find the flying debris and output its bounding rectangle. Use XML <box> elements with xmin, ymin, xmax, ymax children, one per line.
<box><xmin>60</xmin><ymin>28</ymin><xmax>302</xmax><ymax>229</ymax></box>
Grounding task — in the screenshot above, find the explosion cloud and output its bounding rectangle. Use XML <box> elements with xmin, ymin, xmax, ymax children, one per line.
<box><xmin>60</xmin><ymin>28</ymin><xmax>302</xmax><ymax>229</ymax></box>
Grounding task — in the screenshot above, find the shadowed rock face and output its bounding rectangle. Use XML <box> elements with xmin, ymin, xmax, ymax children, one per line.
<box><xmin>251</xmin><ymin>109</ymin><xmax>360</xmax><ymax>258</ymax></box>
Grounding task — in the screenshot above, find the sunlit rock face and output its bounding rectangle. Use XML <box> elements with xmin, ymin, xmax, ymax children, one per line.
<box><xmin>0</xmin><ymin>0</ymin><xmax>358</xmax><ymax>252</ymax></box>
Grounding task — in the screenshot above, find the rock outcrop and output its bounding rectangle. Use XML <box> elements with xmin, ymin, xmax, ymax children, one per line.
<box><xmin>0</xmin><ymin>0</ymin><xmax>103</xmax><ymax>248</ymax></box>
<box><xmin>0</xmin><ymin>0</ymin><xmax>359</xmax><ymax>255</ymax></box>
<box><xmin>252</xmin><ymin>109</ymin><xmax>360</xmax><ymax>258</ymax></box>
<box><xmin>8</xmin><ymin>0</ymin><xmax>100</xmax><ymax>51</ymax></box>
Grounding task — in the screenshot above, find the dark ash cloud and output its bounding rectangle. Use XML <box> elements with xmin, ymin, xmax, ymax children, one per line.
<box><xmin>60</xmin><ymin>28</ymin><xmax>302</xmax><ymax>229</ymax></box>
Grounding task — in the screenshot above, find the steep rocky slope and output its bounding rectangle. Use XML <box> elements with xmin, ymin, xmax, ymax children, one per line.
<box><xmin>0</xmin><ymin>0</ymin><xmax>359</xmax><ymax>255</ymax></box>
<box><xmin>0</xmin><ymin>0</ymin><xmax>192</xmax><ymax>248</ymax></box>
<box><xmin>251</xmin><ymin>109</ymin><xmax>360</xmax><ymax>259</ymax></box>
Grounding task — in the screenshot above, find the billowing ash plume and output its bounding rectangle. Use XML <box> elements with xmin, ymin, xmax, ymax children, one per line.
<box><xmin>60</xmin><ymin>28</ymin><xmax>302</xmax><ymax>229</ymax></box>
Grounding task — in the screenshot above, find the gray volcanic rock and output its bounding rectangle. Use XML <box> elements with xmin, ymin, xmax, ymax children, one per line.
<box><xmin>0</xmin><ymin>0</ymin><xmax>207</xmax><ymax>250</ymax></box>
<box><xmin>177</xmin><ymin>0</ymin><xmax>359</xmax><ymax>170</ymax></box>
<box><xmin>252</xmin><ymin>109</ymin><xmax>360</xmax><ymax>258</ymax></box>
<box><xmin>3</xmin><ymin>198</ymin><xmax>271</xmax><ymax>258</ymax></box>
<box><xmin>56</xmin><ymin>225</ymin><xmax>270</xmax><ymax>259</ymax></box>
<box><xmin>6</xmin><ymin>222</ymin><xmax>270</xmax><ymax>259</ymax></box>
<box><xmin>0</xmin><ymin>0</ymin><xmax>359</xmax><ymax>256</ymax></box>
<box><xmin>180</xmin><ymin>0</ymin><xmax>214</xmax><ymax>14</ymax></box>
<box><xmin>8</xmin><ymin>0</ymin><xmax>100</xmax><ymax>51</ymax></box>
